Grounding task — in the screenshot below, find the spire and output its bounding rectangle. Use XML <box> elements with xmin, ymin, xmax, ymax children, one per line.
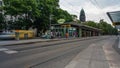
<box><xmin>79</xmin><ymin>8</ymin><xmax>86</xmax><ymax>22</ymax></box>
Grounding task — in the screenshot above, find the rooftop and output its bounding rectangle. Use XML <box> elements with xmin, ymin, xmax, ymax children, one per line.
<box><xmin>52</xmin><ymin>22</ymin><xmax>101</xmax><ymax>31</ymax></box>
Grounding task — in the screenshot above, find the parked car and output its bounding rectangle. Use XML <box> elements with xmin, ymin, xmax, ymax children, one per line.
<box><xmin>41</xmin><ymin>34</ymin><xmax>51</xmax><ymax>39</ymax></box>
<box><xmin>0</xmin><ymin>31</ymin><xmax>15</xmax><ymax>40</ymax></box>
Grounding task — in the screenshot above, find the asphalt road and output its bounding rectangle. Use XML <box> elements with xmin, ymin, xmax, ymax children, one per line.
<box><xmin>0</xmin><ymin>36</ymin><xmax>117</xmax><ymax>68</ymax></box>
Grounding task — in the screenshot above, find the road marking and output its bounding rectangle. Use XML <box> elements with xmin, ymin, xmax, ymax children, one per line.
<box><xmin>4</xmin><ymin>50</ymin><xmax>18</xmax><ymax>54</ymax></box>
<box><xmin>0</xmin><ymin>48</ymin><xmax>8</xmax><ymax>51</ymax></box>
<box><xmin>0</xmin><ymin>48</ymin><xmax>18</xmax><ymax>54</ymax></box>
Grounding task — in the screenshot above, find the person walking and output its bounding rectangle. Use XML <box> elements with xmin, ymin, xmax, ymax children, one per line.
<box><xmin>65</xmin><ymin>33</ymin><xmax>69</xmax><ymax>39</ymax></box>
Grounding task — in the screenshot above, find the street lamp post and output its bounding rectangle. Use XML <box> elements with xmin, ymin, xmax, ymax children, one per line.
<box><xmin>49</xmin><ymin>14</ymin><xmax>54</xmax><ymax>39</ymax></box>
<box><xmin>49</xmin><ymin>6</ymin><xmax>59</xmax><ymax>39</ymax></box>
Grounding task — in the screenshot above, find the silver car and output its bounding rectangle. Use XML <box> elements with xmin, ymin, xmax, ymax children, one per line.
<box><xmin>0</xmin><ymin>32</ymin><xmax>15</xmax><ymax>40</ymax></box>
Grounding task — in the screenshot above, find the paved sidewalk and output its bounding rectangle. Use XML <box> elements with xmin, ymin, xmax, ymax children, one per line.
<box><xmin>65</xmin><ymin>36</ymin><xmax>119</xmax><ymax>68</ymax></box>
<box><xmin>0</xmin><ymin>37</ymin><xmax>78</xmax><ymax>46</ymax></box>
<box><xmin>0</xmin><ymin>36</ymin><xmax>99</xmax><ymax>46</ymax></box>
<box><xmin>0</xmin><ymin>39</ymin><xmax>56</xmax><ymax>46</ymax></box>
<box><xmin>0</xmin><ymin>36</ymin><xmax>107</xmax><ymax>46</ymax></box>
<box><xmin>103</xmin><ymin>38</ymin><xmax>120</xmax><ymax>68</ymax></box>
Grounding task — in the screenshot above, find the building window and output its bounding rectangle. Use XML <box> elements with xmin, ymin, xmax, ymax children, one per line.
<box><xmin>0</xmin><ymin>1</ymin><xmax>2</xmax><ymax>6</ymax></box>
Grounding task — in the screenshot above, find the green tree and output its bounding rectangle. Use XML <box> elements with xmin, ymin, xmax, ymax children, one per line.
<box><xmin>83</xmin><ymin>21</ymin><xmax>98</xmax><ymax>28</ymax></box>
<box><xmin>98</xmin><ymin>19</ymin><xmax>118</xmax><ymax>35</ymax></box>
<box><xmin>71</xmin><ymin>14</ymin><xmax>78</xmax><ymax>22</ymax></box>
<box><xmin>34</xmin><ymin>0</ymin><xmax>73</xmax><ymax>35</ymax></box>
<box><xmin>2</xmin><ymin>0</ymin><xmax>73</xmax><ymax>36</ymax></box>
<box><xmin>0</xmin><ymin>4</ymin><xmax>5</xmax><ymax>29</ymax></box>
<box><xmin>0</xmin><ymin>13</ymin><xmax>5</xmax><ymax>29</ymax></box>
<box><xmin>82</xmin><ymin>19</ymin><xmax>118</xmax><ymax>35</ymax></box>
<box><xmin>3</xmin><ymin>0</ymin><xmax>40</xmax><ymax>29</ymax></box>
<box><xmin>34</xmin><ymin>0</ymin><xmax>60</xmax><ymax>34</ymax></box>
<box><xmin>56</xmin><ymin>9</ymin><xmax>73</xmax><ymax>22</ymax></box>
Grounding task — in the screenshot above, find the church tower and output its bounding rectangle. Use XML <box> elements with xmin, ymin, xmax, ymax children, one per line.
<box><xmin>79</xmin><ymin>9</ymin><xmax>86</xmax><ymax>22</ymax></box>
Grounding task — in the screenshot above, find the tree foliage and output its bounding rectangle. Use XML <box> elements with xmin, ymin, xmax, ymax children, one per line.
<box><xmin>56</xmin><ymin>9</ymin><xmax>72</xmax><ymax>22</ymax></box>
<box><xmin>1</xmin><ymin>0</ymin><xmax>73</xmax><ymax>35</ymax></box>
<box><xmin>0</xmin><ymin>13</ymin><xmax>5</xmax><ymax>29</ymax></box>
<box><xmin>83</xmin><ymin>21</ymin><xmax>97</xmax><ymax>28</ymax></box>
<box><xmin>0</xmin><ymin>3</ymin><xmax>5</xmax><ymax>29</ymax></box>
<box><xmin>98</xmin><ymin>19</ymin><xmax>118</xmax><ymax>35</ymax></box>
<box><xmin>34</xmin><ymin>0</ymin><xmax>60</xmax><ymax>33</ymax></box>
<box><xmin>34</xmin><ymin>0</ymin><xmax>73</xmax><ymax>33</ymax></box>
<box><xmin>3</xmin><ymin>0</ymin><xmax>40</xmax><ymax>29</ymax></box>
<box><xmin>83</xmin><ymin>20</ymin><xmax>118</xmax><ymax>35</ymax></box>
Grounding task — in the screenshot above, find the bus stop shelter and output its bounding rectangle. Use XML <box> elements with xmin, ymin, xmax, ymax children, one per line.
<box><xmin>107</xmin><ymin>11</ymin><xmax>120</xmax><ymax>34</ymax></box>
<box><xmin>107</xmin><ymin>11</ymin><xmax>120</xmax><ymax>29</ymax></box>
<box><xmin>51</xmin><ymin>22</ymin><xmax>101</xmax><ymax>38</ymax></box>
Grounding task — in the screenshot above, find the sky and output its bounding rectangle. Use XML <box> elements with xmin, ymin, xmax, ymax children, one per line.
<box><xmin>59</xmin><ymin>0</ymin><xmax>120</xmax><ymax>24</ymax></box>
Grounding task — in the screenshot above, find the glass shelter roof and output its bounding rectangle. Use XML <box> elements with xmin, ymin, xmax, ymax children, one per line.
<box><xmin>107</xmin><ymin>11</ymin><xmax>120</xmax><ymax>23</ymax></box>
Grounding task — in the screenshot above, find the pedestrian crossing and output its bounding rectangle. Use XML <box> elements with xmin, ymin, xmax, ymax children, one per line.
<box><xmin>0</xmin><ymin>48</ymin><xmax>18</xmax><ymax>54</ymax></box>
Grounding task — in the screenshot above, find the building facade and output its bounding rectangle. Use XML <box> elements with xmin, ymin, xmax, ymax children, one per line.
<box><xmin>51</xmin><ymin>22</ymin><xmax>101</xmax><ymax>38</ymax></box>
<box><xmin>79</xmin><ymin>9</ymin><xmax>86</xmax><ymax>22</ymax></box>
<box><xmin>0</xmin><ymin>0</ymin><xmax>3</xmax><ymax>6</ymax></box>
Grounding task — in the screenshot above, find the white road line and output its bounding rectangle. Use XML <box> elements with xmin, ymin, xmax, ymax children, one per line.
<box><xmin>0</xmin><ymin>48</ymin><xmax>8</xmax><ymax>51</ymax></box>
<box><xmin>0</xmin><ymin>48</ymin><xmax>18</xmax><ymax>54</ymax></box>
<box><xmin>4</xmin><ymin>50</ymin><xmax>18</xmax><ymax>54</ymax></box>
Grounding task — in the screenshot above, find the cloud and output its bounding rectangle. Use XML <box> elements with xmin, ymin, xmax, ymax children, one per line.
<box><xmin>103</xmin><ymin>5</ymin><xmax>120</xmax><ymax>12</ymax></box>
<box><xmin>59</xmin><ymin>0</ymin><xmax>120</xmax><ymax>24</ymax></box>
<box><xmin>96</xmin><ymin>0</ymin><xmax>120</xmax><ymax>8</ymax></box>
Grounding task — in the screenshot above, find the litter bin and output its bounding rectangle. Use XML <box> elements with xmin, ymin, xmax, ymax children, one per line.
<box><xmin>15</xmin><ymin>32</ymin><xmax>19</xmax><ymax>40</ymax></box>
<box><xmin>24</xmin><ymin>33</ymin><xmax>28</xmax><ymax>39</ymax></box>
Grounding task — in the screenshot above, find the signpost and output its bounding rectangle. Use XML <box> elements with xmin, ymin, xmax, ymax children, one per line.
<box><xmin>57</xmin><ymin>19</ymin><xmax>65</xmax><ymax>24</ymax></box>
